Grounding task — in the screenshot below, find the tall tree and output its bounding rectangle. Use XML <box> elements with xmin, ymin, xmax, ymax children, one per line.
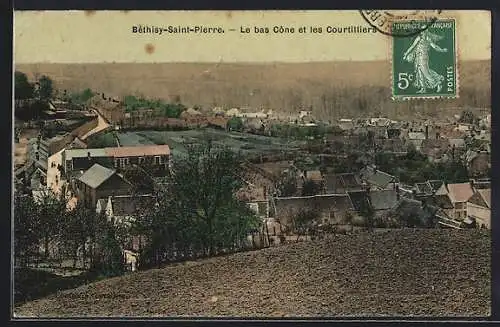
<box><xmin>14</xmin><ymin>192</ymin><xmax>40</xmax><ymax>267</ymax></box>
<box><xmin>91</xmin><ymin>217</ymin><xmax>126</xmax><ymax>277</ymax></box>
<box><xmin>170</xmin><ymin>141</ymin><xmax>250</xmax><ymax>256</ymax></box>
<box><xmin>459</xmin><ymin>110</ymin><xmax>477</xmax><ymax>125</ymax></box>
<box><xmin>227</xmin><ymin>117</ymin><xmax>244</xmax><ymax>132</ymax></box>
<box><xmin>359</xmin><ymin>198</ymin><xmax>375</xmax><ymax>232</ymax></box>
<box><xmin>38</xmin><ymin>75</ymin><xmax>54</xmax><ymax>101</ymax></box>
<box><xmin>292</xmin><ymin>208</ymin><xmax>319</xmax><ymax>241</ymax></box>
<box><xmin>136</xmin><ymin>141</ymin><xmax>260</xmax><ymax>268</ymax></box>
<box><xmin>34</xmin><ymin>189</ymin><xmax>69</xmax><ymax>259</ymax></box>
<box><xmin>14</xmin><ymin>71</ymin><xmax>34</xmax><ymax>100</ymax></box>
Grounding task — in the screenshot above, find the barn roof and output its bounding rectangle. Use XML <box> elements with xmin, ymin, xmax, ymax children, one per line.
<box><xmin>78</xmin><ymin>164</ymin><xmax>116</xmax><ymax>189</ymax></box>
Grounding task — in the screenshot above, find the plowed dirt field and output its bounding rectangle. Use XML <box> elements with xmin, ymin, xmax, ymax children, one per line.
<box><xmin>14</xmin><ymin>229</ymin><xmax>490</xmax><ymax>318</ymax></box>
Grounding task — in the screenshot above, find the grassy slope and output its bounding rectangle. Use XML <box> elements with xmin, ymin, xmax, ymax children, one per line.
<box><xmin>15</xmin><ymin>61</ymin><xmax>490</xmax><ymax>120</ymax></box>
<box><xmin>15</xmin><ymin>230</ymin><xmax>490</xmax><ymax>318</ymax></box>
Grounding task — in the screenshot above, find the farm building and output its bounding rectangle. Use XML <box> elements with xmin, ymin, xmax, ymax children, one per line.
<box><xmin>434</xmin><ymin>182</ymin><xmax>475</xmax><ymax>221</ymax></box>
<box><xmin>76</xmin><ymin>164</ymin><xmax>133</xmax><ymax>208</ymax></box>
<box><xmin>274</xmin><ymin>193</ymin><xmax>355</xmax><ymax>228</ymax></box>
<box><xmin>63</xmin><ymin>145</ymin><xmax>171</xmax><ymax>178</ymax></box>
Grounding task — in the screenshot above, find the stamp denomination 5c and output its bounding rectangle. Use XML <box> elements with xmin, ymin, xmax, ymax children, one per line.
<box><xmin>392</xmin><ymin>19</ymin><xmax>457</xmax><ymax>100</ymax></box>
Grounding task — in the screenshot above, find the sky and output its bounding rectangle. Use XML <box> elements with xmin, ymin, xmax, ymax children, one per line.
<box><xmin>14</xmin><ymin>10</ymin><xmax>491</xmax><ymax>63</ymax></box>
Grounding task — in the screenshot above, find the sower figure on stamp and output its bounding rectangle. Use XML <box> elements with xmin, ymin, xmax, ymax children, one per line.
<box><xmin>403</xmin><ymin>29</ymin><xmax>448</xmax><ymax>93</ymax></box>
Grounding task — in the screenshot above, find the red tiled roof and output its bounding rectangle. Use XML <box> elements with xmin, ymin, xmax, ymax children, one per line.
<box><xmin>105</xmin><ymin>145</ymin><xmax>170</xmax><ymax>157</ymax></box>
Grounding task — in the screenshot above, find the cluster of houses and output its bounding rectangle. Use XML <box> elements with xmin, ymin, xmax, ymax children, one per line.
<box><xmin>240</xmin><ymin>163</ymin><xmax>491</xmax><ymax>243</ymax></box>
<box><xmin>15</xmin><ymin>96</ymin><xmax>492</xmax><ymax>271</ymax></box>
<box><xmin>15</xmin><ymin>98</ymin><xmax>102</xmax><ymax>185</ymax></box>
<box><xmin>326</xmin><ymin>114</ymin><xmax>491</xmax><ymax>177</ymax></box>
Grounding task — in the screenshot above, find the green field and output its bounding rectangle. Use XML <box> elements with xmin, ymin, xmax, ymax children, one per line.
<box><xmin>117</xmin><ymin>129</ymin><xmax>305</xmax><ymax>157</ymax></box>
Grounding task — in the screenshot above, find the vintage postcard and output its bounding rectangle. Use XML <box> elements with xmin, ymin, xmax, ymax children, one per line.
<box><xmin>12</xmin><ymin>10</ymin><xmax>491</xmax><ymax>318</ymax></box>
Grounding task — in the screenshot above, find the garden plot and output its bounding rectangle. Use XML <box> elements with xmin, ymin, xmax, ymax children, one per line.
<box><xmin>116</xmin><ymin>132</ymin><xmax>156</xmax><ymax>147</ymax></box>
<box><xmin>123</xmin><ymin>129</ymin><xmax>305</xmax><ymax>156</ymax></box>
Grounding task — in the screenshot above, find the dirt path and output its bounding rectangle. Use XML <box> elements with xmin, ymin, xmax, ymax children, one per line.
<box><xmin>80</xmin><ymin>109</ymin><xmax>110</xmax><ymax>140</ymax></box>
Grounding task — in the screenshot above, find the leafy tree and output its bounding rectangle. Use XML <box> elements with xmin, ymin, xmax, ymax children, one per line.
<box><xmin>293</xmin><ymin>209</ymin><xmax>319</xmax><ymax>241</ymax></box>
<box><xmin>14</xmin><ymin>71</ymin><xmax>34</xmax><ymax>100</ymax></box>
<box><xmin>69</xmin><ymin>88</ymin><xmax>95</xmax><ymax>104</ymax></box>
<box><xmin>62</xmin><ymin>202</ymin><xmax>99</xmax><ymax>268</ymax></box>
<box><xmin>359</xmin><ymin>198</ymin><xmax>375</xmax><ymax>232</ymax></box>
<box><xmin>14</xmin><ymin>192</ymin><xmax>40</xmax><ymax>267</ymax></box>
<box><xmin>344</xmin><ymin>211</ymin><xmax>354</xmax><ymax>233</ymax></box>
<box><xmin>227</xmin><ymin>117</ymin><xmax>244</xmax><ymax>132</ymax></box>
<box><xmin>277</xmin><ymin>170</ymin><xmax>298</xmax><ymax>197</ymax></box>
<box><xmin>34</xmin><ymin>189</ymin><xmax>69</xmax><ymax>259</ymax></box>
<box><xmin>123</xmin><ymin>95</ymin><xmax>186</xmax><ymax>118</ymax></box>
<box><xmin>171</xmin><ymin>141</ymin><xmax>251</xmax><ymax>255</ymax></box>
<box><xmin>38</xmin><ymin>75</ymin><xmax>54</xmax><ymax>101</ymax></box>
<box><xmin>459</xmin><ymin>110</ymin><xmax>477</xmax><ymax>125</ymax></box>
<box><xmin>91</xmin><ymin>216</ymin><xmax>126</xmax><ymax>277</ymax></box>
<box><xmin>136</xmin><ymin>140</ymin><xmax>260</xmax><ymax>268</ymax></box>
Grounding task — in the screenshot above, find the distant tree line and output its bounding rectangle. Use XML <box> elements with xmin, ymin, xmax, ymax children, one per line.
<box><xmin>123</xmin><ymin>95</ymin><xmax>186</xmax><ymax>119</ymax></box>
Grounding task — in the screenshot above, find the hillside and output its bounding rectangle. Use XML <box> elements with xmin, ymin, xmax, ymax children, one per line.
<box><xmin>15</xmin><ymin>230</ymin><xmax>490</xmax><ymax>318</ymax></box>
<box><xmin>15</xmin><ymin>61</ymin><xmax>490</xmax><ymax>121</ymax></box>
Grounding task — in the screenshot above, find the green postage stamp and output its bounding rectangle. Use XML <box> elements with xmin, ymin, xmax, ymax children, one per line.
<box><xmin>392</xmin><ymin>19</ymin><xmax>457</xmax><ymax>99</ymax></box>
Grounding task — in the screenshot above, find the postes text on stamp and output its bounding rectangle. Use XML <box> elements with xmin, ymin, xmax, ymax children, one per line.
<box><xmin>392</xmin><ymin>19</ymin><xmax>457</xmax><ymax>100</ymax></box>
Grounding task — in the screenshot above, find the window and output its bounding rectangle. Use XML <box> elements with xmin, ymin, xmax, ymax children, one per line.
<box><xmin>117</xmin><ymin>158</ymin><xmax>128</xmax><ymax>168</ymax></box>
<box><xmin>154</xmin><ymin>156</ymin><xmax>161</xmax><ymax>165</ymax></box>
<box><xmin>138</xmin><ymin>157</ymin><xmax>145</xmax><ymax>164</ymax></box>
